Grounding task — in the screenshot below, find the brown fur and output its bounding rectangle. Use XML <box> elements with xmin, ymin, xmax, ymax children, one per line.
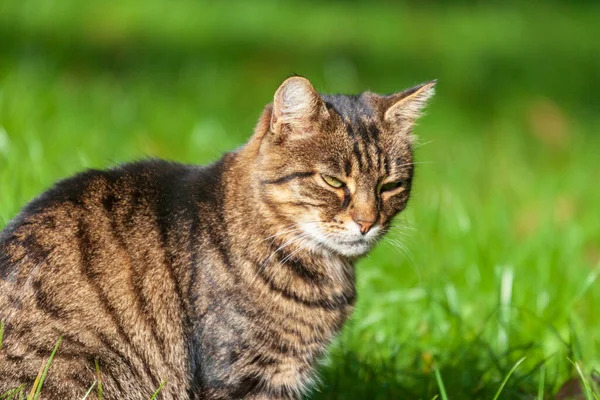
<box><xmin>0</xmin><ymin>77</ymin><xmax>435</xmax><ymax>399</ymax></box>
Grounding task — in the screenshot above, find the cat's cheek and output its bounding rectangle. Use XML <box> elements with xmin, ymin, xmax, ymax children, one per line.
<box><xmin>381</xmin><ymin>196</ymin><xmax>409</xmax><ymax>220</ymax></box>
<box><xmin>297</xmin><ymin>210</ymin><xmax>325</xmax><ymax>229</ymax></box>
<box><xmin>320</xmin><ymin>208</ymin><xmax>342</xmax><ymax>224</ymax></box>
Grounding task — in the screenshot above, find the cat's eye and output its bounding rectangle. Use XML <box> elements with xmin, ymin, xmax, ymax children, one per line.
<box><xmin>380</xmin><ymin>180</ymin><xmax>406</xmax><ymax>193</ymax></box>
<box><xmin>321</xmin><ymin>174</ymin><xmax>345</xmax><ymax>188</ymax></box>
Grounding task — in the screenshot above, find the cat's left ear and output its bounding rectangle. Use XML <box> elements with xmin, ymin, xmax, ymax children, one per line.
<box><xmin>383</xmin><ymin>80</ymin><xmax>436</xmax><ymax>129</ymax></box>
<box><xmin>270</xmin><ymin>76</ymin><xmax>329</xmax><ymax>139</ymax></box>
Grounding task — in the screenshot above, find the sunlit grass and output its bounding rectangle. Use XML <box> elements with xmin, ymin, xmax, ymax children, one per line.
<box><xmin>433</xmin><ymin>362</ymin><xmax>448</xmax><ymax>400</ymax></box>
<box><xmin>30</xmin><ymin>338</ymin><xmax>62</xmax><ymax>399</ymax></box>
<box><xmin>94</xmin><ymin>360</ymin><xmax>102</xmax><ymax>400</ymax></box>
<box><xmin>150</xmin><ymin>382</ymin><xmax>167</xmax><ymax>400</ymax></box>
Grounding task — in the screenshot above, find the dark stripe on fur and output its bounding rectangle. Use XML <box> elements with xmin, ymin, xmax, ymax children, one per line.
<box><xmin>344</xmin><ymin>158</ymin><xmax>352</xmax><ymax>176</ymax></box>
<box><xmin>345</xmin><ymin>123</ymin><xmax>356</xmax><ymax>138</ymax></box>
<box><xmin>279</xmin><ymin>200</ymin><xmax>327</xmax><ymax>208</ymax></box>
<box><xmin>352</xmin><ymin>141</ymin><xmax>364</xmax><ymax>172</ymax></box>
<box><xmin>76</xmin><ymin>218</ymin><xmax>159</xmax><ymax>388</ymax></box>
<box><xmin>253</xmin><ymin>263</ymin><xmax>351</xmax><ymax>310</ymax></box>
<box><xmin>230</xmin><ymin>375</ymin><xmax>266</xmax><ymax>398</ymax></box>
<box><xmin>261</xmin><ymin>172</ymin><xmax>314</xmax><ymax>185</ymax></box>
<box><xmin>342</xmin><ymin>187</ymin><xmax>351</xmax><ymax>210</ymax></box>
<box><xmin>277</xmin><ymin>253</ymin><xmax>327</xmax><ymax>285</ymax></box>
<box><xmin>21</xmin><ymin>233</ymin><xmax>52</xmax><ymax>266</ymax></box>
<box><xmin>32</xmin><ymin>280</ymin><xmax>63</xmax><ymax>319</ymax></box>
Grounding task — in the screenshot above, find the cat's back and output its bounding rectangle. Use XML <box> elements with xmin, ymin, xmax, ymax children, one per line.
<box><xmin>0</xmin><ymin>158</ymin><xmax>222</xmax><ymax>276</ymax></box>
<box><xmin>0</xmin><ymin>158</ymin><xmax>225</xmax><ymax>398</ymax></box>
<box><xmin>0</xmin><ymin>157</ymin><xmax>227</xmax><ymax>308</ymax></box>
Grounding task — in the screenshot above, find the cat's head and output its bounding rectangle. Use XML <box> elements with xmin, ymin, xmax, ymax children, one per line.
<box><xmin>254</xmin><ymin>76</ymin><xmax>435</xmax><ymax>258</ymax></box>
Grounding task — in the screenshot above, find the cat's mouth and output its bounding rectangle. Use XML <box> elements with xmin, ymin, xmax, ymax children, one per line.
<box><xmin>298</xmin><ymin>222</ymin><xmax>377</xmax><ymax>257</ymax></box>
<box><xmin>338</xmin><ymin>239</ymin><xmax>365</xmax><ymax>246</ymax></box>
<box><xmin>325</xmin><ymin>237</ymin><xmax>373</xmax><ymax>257</ymax></box>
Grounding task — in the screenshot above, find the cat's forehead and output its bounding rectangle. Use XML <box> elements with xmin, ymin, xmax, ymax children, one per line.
<box><xmin>318</xmin><ymin>93</ymin><xmax>411</xmax><ymax>153</ymax></box>
<box><xmin>321</xmin><ymin>93</ymin><xmax>377</xmax><ymax>125</ymax></box>
<box><xmin>320</xmin><ymin>93</ymin><xmax>385</xmax><ymax>144</ymax></box>
<box><xmin>294</xmin><ymin>93</ymin><xmax>413</xmax><ymax>178</ymax></box>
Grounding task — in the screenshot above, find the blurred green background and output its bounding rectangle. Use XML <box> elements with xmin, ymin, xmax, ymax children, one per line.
<box><xmin>1</xmin><ymin>1</ymin><xmax>599</xmax><ymax>398</ymax></box>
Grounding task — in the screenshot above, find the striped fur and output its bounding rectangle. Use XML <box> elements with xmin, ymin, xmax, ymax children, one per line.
<box><xmin>0</xmin><ymin>77</ymin><xmax>435</xmax><ymax>399</ymax></box>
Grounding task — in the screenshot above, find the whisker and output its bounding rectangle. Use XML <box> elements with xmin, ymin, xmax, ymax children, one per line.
<box><xmin>261</xmin><ymin>220</ymin><xmax>324</xmax><ymax>243</ymax></box>
<box><xmin>262</xmin><ymin>227</ymin><xmax>304</xmax><ymax>242</ymax></box>
<box><xmin>385</xmin><ymin>226</ymin><xmax>414</xmax><ymax>239</ymax></box>
<box><xmin>389</xmin><ymin>221</ymin><xmax>416</xmax><ymax>232</ymax></box>
<box><xmin>247</xmin><ymin>232</ymin><xmax>313</xmax><ymax>292</ymax></box>
<box><xmin>412</xmin><ymin>140</ymin><xmax>433</xmax><ymax>149</ymax></box>
<box><xmin>278</xmin><ymin>230</ymin><xmax>331</xmax><ymax>265</ymax></box>
<box><xmin>395</xmin><ymin>161</ymin><xmax>434</xmax><ymax>169</ymax></box>
<box><xmin>383</xmin><ymin>237</ymin><xmax>421</xmax><ymax>282</ymax></box>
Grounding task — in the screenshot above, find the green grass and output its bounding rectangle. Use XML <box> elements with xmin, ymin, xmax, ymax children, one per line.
<box><xmin>1</xmin><ymin>0</ymin><xmax>599</xmax><ymax>398</ymax></box>
<box><xmin>94</xmin><ymin>359</ymin><xmax>102</xmax><ymax>400</ymax></box>
<box><xmin>150</xmin><ymin>382</ymin><xmax>167</xmax><ymax>400</ymax></box>
<box><xmin>30</xmin><ymin>337</ymin><xmax>62</xmax><ymax>400</ymax></box>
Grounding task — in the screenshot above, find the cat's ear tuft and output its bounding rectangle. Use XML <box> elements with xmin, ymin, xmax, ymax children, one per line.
<box><xmin>270</xmin><ymin>76</ymin><xmax>328</xmax><ymax>138</ymax></box>
<box><xmin>384</xmin><ymin>80</ymin><xmax>436</xmax><ymax>126</ymax></box>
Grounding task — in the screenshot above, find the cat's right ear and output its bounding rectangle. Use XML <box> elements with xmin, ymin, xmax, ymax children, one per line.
<box><xmin>270</xmin><ymin>77</ymin><xmax>329</xmax><ymax>139</ymax></box>
<box><xmin>382</xmin><ymin>80</ymin><xmax>436</xmax><ymax>132</ymax></box>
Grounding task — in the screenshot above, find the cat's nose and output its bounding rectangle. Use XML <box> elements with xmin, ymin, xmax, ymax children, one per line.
<box><xmin>354</xmin><ymin>219</ymin><xmax>375</xmax><ymax>235</ymax></box>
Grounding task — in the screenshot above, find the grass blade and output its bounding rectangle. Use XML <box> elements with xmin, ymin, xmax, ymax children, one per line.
<box><xmin>0</xmin><ymin>321</ymin><xmax>4</xmax><ymax>349</ymax></box>
<box><xmin>81</xmin><ymin>382</ymin><xmax>97</xmax><ymax>400</ymax></box>
<box><xmin>568</xmin><ymin>358</ymin><xmax>597</xmax><ymax>400</ymax></box>
<box><xmin>433</xmin><ymin>363</ymin><xmax>448</xmax><ymax>400</ymax></box>
<box><xmin>492</xmin><ymin>357</ymin><xmax>526</xmax><ymax>400</ymax></box>
<box><xmin>95</xmin><ymin>359</ymin><xmax>103</xmax><ymax>400</ymax></box>
<box><xmin>29</xmin><ymin>336</ymin><xmax>62</xmax><ymax>400</ymax></box>
<box><xmin>0</xmin><ymin>386</ymin><xmax>25</xmax><ymax>400</ymax></box>
<box><xmin>150</xmin><ymin>381</ymin><xmax>167</xmax><ymax>400</ymax></box>
<box><xmin>27</xmin><ymin>361</ymin><xmax>46</xmax><ymax>399</ymax></box>
<box><xmin>537</xmin><ymin>364</ymin><xmax>545</xmax><ymax>400</ymax></box>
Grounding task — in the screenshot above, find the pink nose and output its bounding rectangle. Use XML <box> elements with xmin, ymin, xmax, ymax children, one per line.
<box><xmin>355</xmin><ymin>219</ymin><xmax>375</xmax><ymax>235</ymax></box>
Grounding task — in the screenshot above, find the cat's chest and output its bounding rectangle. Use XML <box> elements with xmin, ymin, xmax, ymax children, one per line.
<box><xmin>252</xmin><ymin>259</ymin><xmax>355</xmax><ymax>345</ymax></box>
<box><xmin>192</xmin><ymin>253</ymin><xmax>354</xmax><ymax>397</ymax></box>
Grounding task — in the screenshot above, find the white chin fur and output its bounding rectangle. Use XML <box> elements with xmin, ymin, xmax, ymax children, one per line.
<box><xmin>324</xmin><ymin>240</ymin><xmax>372</xmax><ymax>257</ymax></box>
<box><xmin>299</xmin><ymin>222</ymin><xmax>379</xmax><ymax>258</ymax></box>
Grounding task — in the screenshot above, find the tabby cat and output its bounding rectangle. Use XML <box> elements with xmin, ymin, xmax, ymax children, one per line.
<box><xmin>0</xmin><ymin>76</ymin><xmax>435</xmax><ymax>399</ymax></box>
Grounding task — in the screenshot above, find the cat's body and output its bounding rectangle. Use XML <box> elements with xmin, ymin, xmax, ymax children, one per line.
<box><xmin>0</xmin><ymin>77</ymin><xmax>435</xmax><ymax>399</ymax></box>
